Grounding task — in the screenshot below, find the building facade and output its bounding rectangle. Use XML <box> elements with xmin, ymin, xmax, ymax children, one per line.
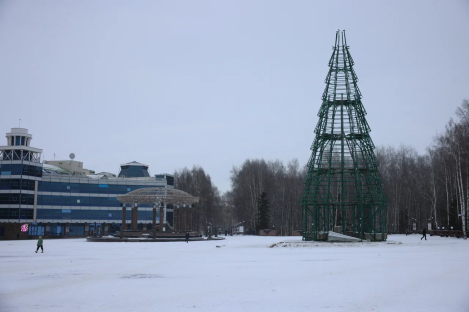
<box><xmin>0</xmin><ymin>128</ymin><xmax>174</xmax><ymax>239</ymax></box>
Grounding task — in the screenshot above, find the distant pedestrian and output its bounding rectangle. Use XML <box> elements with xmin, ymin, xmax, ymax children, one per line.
<box><xmin>421</xmin><ymin>228</ymin><xmax>427</xmax><ymax>241</ymax></box>
<box><xmin>225</xmin><ymin>230</ymin><xmax>228</xmax><ymax>236</ymax></box>
<box><xmin>185</xmin><ymin>232</ymin><xmax>190</xmax><ymax>243</ymax></box>
<box><xmin>35</xmin><ymin>236</ymin><xmax>44</xmax><ymax>253</ymax></box>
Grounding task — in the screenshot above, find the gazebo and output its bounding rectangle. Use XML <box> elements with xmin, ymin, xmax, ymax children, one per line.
<box><xmin>116</xmin><ymin>187</ymin><xmax>199</xmax><ymax>234</ymax></box>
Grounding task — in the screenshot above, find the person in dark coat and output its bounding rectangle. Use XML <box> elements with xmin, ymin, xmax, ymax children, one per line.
<box><xmin>185</xmin><ymin>232</ymin><xmax>190</xmax><ymax>243</ymax></box>
<box><xmin>35</xmin><ymin>236</ymin><xmax>44</xmax><ymax>253</ymax></box>
<box><xmin>421</xmin><ymin>228</ymin><xmax>427</xmax><ymax>240</ymax></box>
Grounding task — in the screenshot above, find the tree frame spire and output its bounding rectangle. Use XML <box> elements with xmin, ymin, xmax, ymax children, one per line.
<box><xmin>301</xmin><ymin>30</ymin><xmax>387</xmax><ymax>241</ymax></box>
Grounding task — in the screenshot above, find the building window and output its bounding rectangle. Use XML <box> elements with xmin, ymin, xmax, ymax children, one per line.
<box><xmin>10</xmin><ymin>137</ymin><xmax>14</xmax><ymax>146</ymax></box>
<box><xmin>77</xmin><ymin>199</ymin><xmax>80</xmax><ymax>203</ymax></box>
<box><xmin>20</xmin><ymin>136</ymin><xmax>25</xmax><ymax>145</ymax></box>
<box><xmin>62</xmin><ymin>209</ymin><xmax>71</xmax><ymax>213</ymax></box>
<box><xmin>69</xmin><ymin>225</ymin><xmax>84</xmax><ymax>236</ymax></box>
<box><xmin>15</xmin><ymin>136</ymin><xmax>21</xmax><ymax>145</ymax></box>
<box><xmin>98</xmin><ymin>184</ymin><xmax>108</xmax><ymax>188</ymax></box>
<box><xmin>67</xmin><ymin>186</ymin><xmax>70</xmax><ymax>190</ymax></box>
<box><xmin>29</xmin><ymin>224</ymin><xmax>45</xmax><ymax>236</ymax></box>
<box><xmin>127</xmin><ymin>188</ymin><xmax>131</xmax><ymax>191</ymax></box>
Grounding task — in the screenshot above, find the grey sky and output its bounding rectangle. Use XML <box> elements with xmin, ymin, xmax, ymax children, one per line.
<box><xmin>1</xmin><ymin>1</ymin><xmax>468</xmax><ymax>192</ymax></box>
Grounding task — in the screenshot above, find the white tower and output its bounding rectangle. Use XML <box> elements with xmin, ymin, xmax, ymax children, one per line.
<box><xmin>0</xmin><ymin>127</ymin><xmax>43</xmax><ymax>223</ymax></box>
<box><xmin>0</xmin><ymin>127</ymin><xmax>42</xmax><ymax>163</ymax></box>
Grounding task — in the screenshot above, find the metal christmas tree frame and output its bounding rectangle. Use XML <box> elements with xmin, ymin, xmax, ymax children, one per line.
<box><xmin>301</xmin><ymin>30</ymin><xmax>387</xmax><ymax>241</ymax></box>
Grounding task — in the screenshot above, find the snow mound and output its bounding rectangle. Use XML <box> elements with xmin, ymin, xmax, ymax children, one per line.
<box><xmin>327</xmin><ymin>231</ymin><xmax>363</xmax><ymax>242</ymax></box>
<box><xmin>269</xmin><ymin>241</ymin><xmax>380</xmax><ymax>248</ymax></box>
<box><xmin>121</xmin><ymin>274</ymin><xmax>162</xmax><ymax>279</ymax></box>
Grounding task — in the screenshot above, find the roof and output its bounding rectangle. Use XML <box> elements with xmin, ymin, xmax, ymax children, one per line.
<box><xmin>42</xmin><ymin>164</ymin><xmax>71</xmax><ymax>175</ymax></box>
<box><xmin>116</xmin><ymin>187</ymin><xmax>199</xmax><ymax>205</ymax></box>
<box><xmin>96</xmin><ymin>172</ymin><xmax>116</xmax><ymax>177</ymax></box>
<box><xmin>120</xmin><ymin>161</ymin><xmax>149</xmax><ymax>167</ymax></box>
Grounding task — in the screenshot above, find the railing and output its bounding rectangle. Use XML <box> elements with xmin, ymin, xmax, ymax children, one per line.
<box><xmin>0</xmin><ymin>150</ymin><xmax>41</xmax><ymax>163</ymax></box>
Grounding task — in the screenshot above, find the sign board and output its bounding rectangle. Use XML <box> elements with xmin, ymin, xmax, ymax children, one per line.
<box><xmin>412</xmin><ymin>223</ymin><xmax>416</xmax><ymax>231</ymax></box>
<box><xmin>65</xmin><ymin>227</ymin><xmax>69</xmax><ymax>233</ymax></box>
<box><xmin>428</xmin><ymin>223</ymin><xmax>432</xmax><ymax>231</ymax></box>
<box><xmin>21</xmin><ymin>224</ymin><xmax>29</xmax><ymax>232</ymax></box>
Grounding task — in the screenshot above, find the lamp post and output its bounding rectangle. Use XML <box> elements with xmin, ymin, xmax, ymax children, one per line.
<box><xmin>205</xmin><ymin>220</ymin><xmax>212</xmax><ymax>238</ymax></box>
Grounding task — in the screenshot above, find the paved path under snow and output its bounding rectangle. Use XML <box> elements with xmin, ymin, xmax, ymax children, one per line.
<box><xmin>1</xmin><ymin>235</ymin><xmax>468</xmax><ymax>312</ymax></box>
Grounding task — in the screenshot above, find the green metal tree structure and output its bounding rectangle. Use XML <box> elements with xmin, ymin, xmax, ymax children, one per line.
<box><xmin>301</xmin><ymin>30</ymin><xmax>387</xmax><ymax>241</ymax></box>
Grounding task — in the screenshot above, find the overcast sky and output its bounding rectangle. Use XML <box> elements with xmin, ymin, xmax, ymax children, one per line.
<box><xmin>1</xmin><ymin>0</ymin><xmax>468</xmax><ymax>192</ymax></box>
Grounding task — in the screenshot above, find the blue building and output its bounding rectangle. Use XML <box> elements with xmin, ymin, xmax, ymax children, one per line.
<box><xmin>0</xmin><ymin>127</ymin><xmax>174</xmax><ymax>239</ymax></box>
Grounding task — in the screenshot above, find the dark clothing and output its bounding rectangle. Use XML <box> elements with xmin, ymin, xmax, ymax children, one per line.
<box><xmin>36</xmin><ymin>246</ymin><xmax>43</xmax><ymax>252</ymax></box>
<box><xmin>421</xmin><ymin>229</ymin><xmax>427</xmax><ymax>240</ymax></box>
<box><xmin>185</xmin><ymin>233</ymin><xmax>190</xmax><ymax>243</ymax></box>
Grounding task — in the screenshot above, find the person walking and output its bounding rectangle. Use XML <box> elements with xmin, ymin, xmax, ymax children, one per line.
<box><xmin>421</xmin><ymin>228</ymin><xmax>427</xmax><ymax>240</ymax></box>
<box><xmin>35</xmin><ymin>236</ymin><xmax>44</xmax><ymax>253</ymax></box>
<box><xmin>185</xmin><ymin>232</ymin><xmax>190</xmax><ymax>243</ymax></box>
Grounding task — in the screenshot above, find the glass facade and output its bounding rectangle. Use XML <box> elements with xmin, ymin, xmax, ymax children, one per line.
<box><xmin>0</xmin><ymin>164</ymin><xmax>42</xmax><ymax>177</ymax></box>
<box><xmin>37</xmin><ymin>182</ymin><xmax>156</xmax><ymax>194</ymax></box>
<box><xmin>68</xmin><ymin>225</ymin><xmax>84</xmax><ymax>236</ymax></box>
<box><xmin>49</xmin><ymin>224</ymin><xmax>62</xmax><ymax>235</ymax></box>
<box><xmin>0</xmin><ymin>179</ymin><xmax>36</xmax><ymax>190</ymax></box>
<box><xmin>35</xmin><ymin>209</ymin><xmax>158</xmax><ymax>221</ymax></box>
<box><xmin>118</xmin><ymin>165</ymin><xmax>150</xmax><ymax>178</ymax></box>
<box><xmin>29</xmin><ymin>223</ymin><xmax>45</xmax><ymax>236</ymax></box>
<box><xmin>0</xmin><ymin>194</ymin><xmax>35</xmax><ymax>205</ymax></box>
<box><xmin>0</xmin><ymin>207</ymin><xmax>33</xmax><ymax>219</ymax></box>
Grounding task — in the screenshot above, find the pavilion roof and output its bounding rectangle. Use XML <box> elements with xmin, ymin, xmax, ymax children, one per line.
<box><xmin>116</xmin><ymin>187</ymin><xmax>199</xmax><ymax>205</ymax></box>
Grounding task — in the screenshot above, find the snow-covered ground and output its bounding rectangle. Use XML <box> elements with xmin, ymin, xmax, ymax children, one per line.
<box><xmin>1</xmin><ymin>235</ymin><xmax>468</xmax><ymax>312</ymax></box>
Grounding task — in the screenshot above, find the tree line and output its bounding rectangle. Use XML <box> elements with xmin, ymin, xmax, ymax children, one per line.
<box><xmin>378</xmin><ymin>100</ymin><xmax>469</xmax><ymax>238</ymax></box>
<box><xmin>175</xmin><ymin>99</ymin><xmax>469</xmax><ymax>237</ymax></box>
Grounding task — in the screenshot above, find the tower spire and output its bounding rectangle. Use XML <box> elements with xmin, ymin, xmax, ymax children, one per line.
<box><xmin>301</xmin><ymin>31</ymin><xmax>387</xmax><ymax>241</ymax></box>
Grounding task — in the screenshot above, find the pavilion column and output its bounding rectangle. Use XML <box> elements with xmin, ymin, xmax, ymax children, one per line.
<box><xmin>189</xmin><ymin>210</ymin><xmax>193</xmax><ymax>231</ymax></box>
<box><xmin>183</xmin><ymin>208</ymin><xmax>187</xmax><ymax>231</ymax></box>
<box><xmin>131</xmin><ymin>203</ymin><xmax>138</xmax><ymax>231</ymax></box>
<box><xmin>178</xmin><ymin>208</ymin><xmax>182</xmax><ymax>231</ymax></box>
<box><xmin>152</xmin><ymin>204</ymin><xmax>157</xmax><ymax>238</ymax></box>
<box><xmin>159</xmin><ymin>203</ymin><xmax>164</xmax><ymax>232</ymax></box>
<box><xmin>121</xmin><ymin>204</ymin><xmax>126</xmax><ymax>236</ymax></box>
<box><xmin>173</xmin><ymin>206</ymin><xmax>177</xmax><ymax>232</ymax></box>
